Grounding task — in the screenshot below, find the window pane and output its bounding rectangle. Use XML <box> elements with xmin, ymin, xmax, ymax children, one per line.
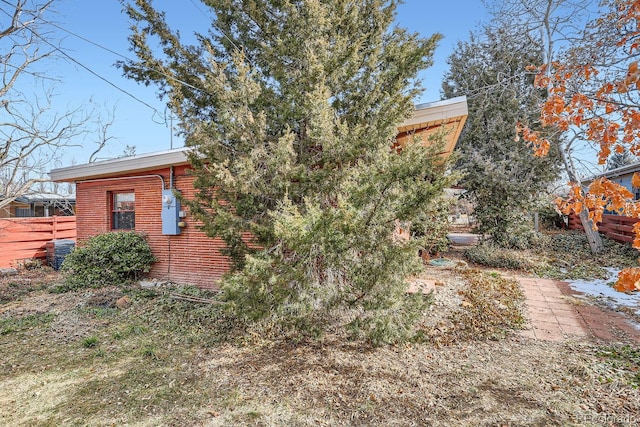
<box><xmin>112</xmin><ymin>192</ymin><xmax>135</xmax><ymax>229</ymax></box>
<box><xmin>15</xmin><ymin>208</ymin><xmax>33</xmax><ymax>217</ymax></box>
<box><xmin>114</xmin><ymin>193</ymin><xmax>135</xmax><ymax>211</ymax></box>
<box><xmin>113</xmin><ymin>211</ymin><xmax>135</xmax><ymax>229</ymax></box>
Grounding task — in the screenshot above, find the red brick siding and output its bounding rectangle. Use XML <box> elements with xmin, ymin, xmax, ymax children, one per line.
<box><xmin>75</xmin><ymin>165</ymin><xmax>230</xmax><ymax>288</ymax></box>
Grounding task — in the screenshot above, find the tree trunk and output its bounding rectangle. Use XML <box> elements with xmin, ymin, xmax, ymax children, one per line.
<box><xmin>531</xmin><ymin>0</ymin><xmax>605</xmax><ymax>256</ymax></box>
<box><xmin>578</xmin><ymin>208</ymin><xmax>605</xmax><ymax>254</ymax></box>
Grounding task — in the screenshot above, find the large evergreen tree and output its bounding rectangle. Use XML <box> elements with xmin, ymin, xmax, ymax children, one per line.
<box><xmin>122</xmin><ymin>0</ymin><xmax>448</xmax><ymax>342</ymax></box>
<box><xmin>442</xmin><ymin>27</ymin><xmax>561</xmax><ymax>246</ymax></box>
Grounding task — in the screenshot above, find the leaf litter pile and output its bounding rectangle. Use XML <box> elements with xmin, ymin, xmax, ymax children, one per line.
<box><xmin>1</xmin><ymin>265</ymin><xmax>640</xmax><ymax>426</ymax></box>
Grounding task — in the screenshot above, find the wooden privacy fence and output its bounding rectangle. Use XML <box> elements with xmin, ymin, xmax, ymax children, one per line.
<box><xmin>0</xmin><ymin>216</ymin><xmax>76</xmax><ymax>268</ymax></box>
<box><xmin>568</xmin><ymin>213</ymin><xmax>639</xmax><ymax>244</ymax></box>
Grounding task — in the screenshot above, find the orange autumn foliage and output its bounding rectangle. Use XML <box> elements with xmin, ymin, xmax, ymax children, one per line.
<box><xmin>615</xmin><ymin>267</ymin><xmax>640</xmax><ymax>291</ymax></box>
<box><xmin>517</xmin><ymin>0</ymin><xmax>640</xmax><ymax>292</ymax></box>
<box><xmin>557</xmin><ymin>179</ymin><xmax>636</xmax><ymax>227</ymax></box>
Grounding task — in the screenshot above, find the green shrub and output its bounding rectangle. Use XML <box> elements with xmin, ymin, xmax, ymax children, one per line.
<box><xmin>464</xmin><ymin>243</ymin><xmax>535</xmax><ymax>270</ymax></box>
<box><xmin>529</xmin><ymin>231</ymin><xmax>639</xmax><ymax>279</ymax></box>
<box><xmin>486</xmin><ymin>210</ymin><xmax>542</xmax><ymax>250</ymax></box>
<box><xmin>411</xmin><ymin>197</ymin><xmax>452</xmax><ymax>256</ymax></box>
<box><xmin>61</xmin><ymin>232</ymin><xmax>156</xmax><ymax>290</ymax></box>
<box><xmin>536</xmin><ymin>204</ymin><xmax>566</xmax><ymax>230</ymax></box>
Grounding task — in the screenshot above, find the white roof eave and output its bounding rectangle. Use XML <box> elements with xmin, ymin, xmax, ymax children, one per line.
<box><xmin>50</xmin><ymin>96</ymin><xmax>469</xmax><ymax>183</ymax></box>
<box><xmin>400</xmin><ymin>96</ymin><xmax>468</xmax><ymax>130</ymax></box>
<box><xmin>581</xmin><ymin>161</ymin><xmax>640</xmax><ymax>184</ymax></box>
<box><xmin>50</xmin><ymin>147</ymin><xmax>192</xmax><ymax>182</ymax></box>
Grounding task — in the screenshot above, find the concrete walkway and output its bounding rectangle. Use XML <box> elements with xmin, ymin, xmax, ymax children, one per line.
<box><xmin>447</xmin><ymin>233</ymin><xmax>483</xmax><ymax>246</ymax></box>
<box><xmin>516</xmin><ymin>276</ymin><xmax>640</xmax><ymax>343</ymax></box>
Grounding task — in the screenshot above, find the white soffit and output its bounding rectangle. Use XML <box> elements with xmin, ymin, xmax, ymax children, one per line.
<box><xmin>50</xmin><ymin>147</ymin><xmax>191</xmax><ymax>182</ymax></box>
<box><xmin>399</xmin><ymin>96</ymin><xmax>468</xmax><ymax>132</ymax></box>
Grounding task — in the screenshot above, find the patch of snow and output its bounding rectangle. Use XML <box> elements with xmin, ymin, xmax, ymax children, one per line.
<box><xmin>567</xmin><ymin>268</ymin><xmax>640</xmax><ymax>320</ymax></box>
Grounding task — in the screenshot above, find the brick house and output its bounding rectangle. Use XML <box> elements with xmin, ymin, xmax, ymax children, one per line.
<box><xmin>50</xmin><ymin>96</ymin><xmax>468</xmax><ymax>288</ymax></box>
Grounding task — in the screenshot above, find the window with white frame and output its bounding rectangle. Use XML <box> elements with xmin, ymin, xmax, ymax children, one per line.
<box><xmin>111</xmin><ymin>192</ymin><xmax>135</xmax><ymax>230</ymax></box>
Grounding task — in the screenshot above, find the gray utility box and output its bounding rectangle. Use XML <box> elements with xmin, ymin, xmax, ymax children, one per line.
<box><xmin>161</xmin><ymin>189</ymin><xmax>181</xmax><ymax>235</ymax></box>
<box><xmin>46</xmin><ymin>239</ymin><xmax>75</xmax><ymax>270</ymax></box>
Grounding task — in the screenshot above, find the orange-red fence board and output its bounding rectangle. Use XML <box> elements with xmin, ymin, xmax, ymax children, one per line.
<box><xmin>606</xmin><ymin>233</ymin><xmax>635</xmax><ymax>244</ymax></box>
<box><xmin>0</xmin><ymin>216</ymin><xmax>76</xmax><ymax>268</ymax></box>
<box><xmin>599</xmin><ymin>222</ymin><xmax>635</xmax><ymax>233</ymax></box>
<box><xmin>568</xmin><ymin>213</ymin><xmax>639</xmax><ymax>244</ymax></box>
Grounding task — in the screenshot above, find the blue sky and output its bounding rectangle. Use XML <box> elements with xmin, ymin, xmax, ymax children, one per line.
<box><xmin>40</xmin><ymin>1</ymin><xmax>488</xmax><ymax>163</ymax></box>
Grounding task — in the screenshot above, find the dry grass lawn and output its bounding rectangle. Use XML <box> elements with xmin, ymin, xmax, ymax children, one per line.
<box><xmin>1</xmin><ymin>259</ymin><xmax>639</xmax><ymax>426</ymax></box>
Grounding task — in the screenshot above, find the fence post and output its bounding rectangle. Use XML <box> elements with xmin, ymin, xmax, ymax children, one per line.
<box><xmin>52</xmin><ymin>215</ymin><xmax>58</xmax><ymax>240</ymax></box>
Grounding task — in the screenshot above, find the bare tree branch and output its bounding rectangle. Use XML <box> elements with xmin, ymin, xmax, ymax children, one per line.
<box><xmin>0</xmin><ymin>1</ymin><xmax>97</xmax><ymax>213</ymax></box>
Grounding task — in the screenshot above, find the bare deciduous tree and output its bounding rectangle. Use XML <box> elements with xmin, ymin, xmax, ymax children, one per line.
<box><xmin>0</xmin><ymin>0</ymin><xmax>88</xmax><ymax>211</ymax></box>
<box><xmin>488</xmin><ymin>0</ymin><xmax>605</xmax><ymax>253</ymax></box>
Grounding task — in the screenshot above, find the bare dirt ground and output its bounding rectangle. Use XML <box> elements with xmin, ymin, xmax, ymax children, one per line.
<box><xmin>1</xmin><ymin>262</ymin><xmax>639</xmax><ymax>426</ymax></box>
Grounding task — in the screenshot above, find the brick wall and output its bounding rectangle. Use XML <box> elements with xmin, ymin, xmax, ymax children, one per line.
<box><xmin>76</xmin><ymin>165</ymin><xmax>230</xmax><ymax>288</ymax></box>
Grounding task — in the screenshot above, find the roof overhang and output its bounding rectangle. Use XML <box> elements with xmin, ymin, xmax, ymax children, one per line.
<box><xmin>581</xmin><ymin>161</ymin><xmax>640</xmax><ymax>184</ymax></box>
<box><xmin>396</xmin><ymin>96</ymin><xmax>468</xmax><ymax>157</ymax></box>
<box><xmin>15</xmin><ymin>194</ymin><xmax>76</xmax><ymax>203</ymax></box>
<box><xmin>50</xmin><ymin>147</ymin><xmax>192</xmax><ymax>183</ymax></box>
<box><xmin>50</xmin><ymin>96</ymin><xmax>468</xmax><ymax>183</ymax></box>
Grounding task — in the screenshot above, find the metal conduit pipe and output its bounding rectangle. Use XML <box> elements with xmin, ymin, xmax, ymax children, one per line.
<box><xmin>75</xmin><ymin>174</ymin><xmax>166</xmax><ymax>189</ymax></box>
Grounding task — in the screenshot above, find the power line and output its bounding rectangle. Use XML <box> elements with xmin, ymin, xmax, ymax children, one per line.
<box><xmin>41</xmin><ymin>19</ymin><xmax>130</xmax><ymax>61</ymax></box>
<box><xmin>35</xmin><ymin>16</ymin><xmax>205</xmax><ymax>94</ymax></box>
<box><xmin>56</xmin><ymin>48</ymin><xmax>162</xmax><ymax>114</ymax></box>
<box><xmin>2</xmin><ymin>2</ymin><xmax>257</xmax><ymax>117</ymax></box>
<box><xmin>15</xmin><ymin>1</ymin><xmax>255</xmax><ymax>93</ymax></box>
<box><xmin>26</xmin><ymin>32</ymin><xmax>163</xmax><ymax>115</ymax></box>
<box><xmin>0</xmin><ymin>6</ymin><xmax>163</xmax><ymax>116</ymax></box>
<box><xmin>188</xmin><ymin>0</ymin><xmax>210</xmax><ymax>19</ymax></box>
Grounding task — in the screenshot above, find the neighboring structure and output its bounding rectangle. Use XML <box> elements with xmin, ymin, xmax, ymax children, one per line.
<box><xmin>0</xmin><ymin>193</ymin><xmax>76</xmax><ymax>218</ymax></box>
<box><xmin>50</xmin><ymin>97</ymin><xmax>468</xmax><ymax>288</ymax></box>
<box><xmin>570</xmin><ymin>162</ymin><xmax>640</xmax><ymax>244</ymax></box>
<box><xmin>584</xmin><ymin>162</ymin><xmax>640</xmax><ymax>200</ymax></box>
